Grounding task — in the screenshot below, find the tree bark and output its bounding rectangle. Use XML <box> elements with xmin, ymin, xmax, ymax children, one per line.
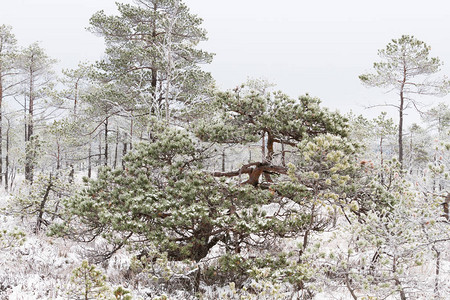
<box><xmin>104</xmin><ymin>117</ymin><xmax>108</xmax><ymax>166</ymax></box>
<box><xmin>56</xmin><ymin>142</ymin><xmax>60</xmax><ymax>170</ymax></box>
<box><xmin>122</xmin><ymin>132</ymin><xmax>128</xmax><ymax>170</ymax></box>
<box><xmin>151</xmin><ymin>67</ymin><xmax>158</xmax><ymax>114</ymax></box>
<box><xmin>25</xmin><ymin>66</ymin><xmax>34</xmax><ymax>182</ymax></box>
<box><xmin>398</xmin><ymin>62</ymin><xmax>407</xmax><ymax>168</ymax></box>
<box><xmin>266</xmin><ymin>131</ymin><xmax>274</xmax><ymax>163</ymax></box>
<box><xmin>98</xmin><ymin>132</ymin><xmax>102</xmax><ymax>167</ymax></box>
<box><xmin>5</xmin><ymin>117</ymin><xmax>9</xmax><ymax>191</ymax></box>
<box><xmin>399</xmin><ymin>93</ymin><xmax>404</xmax><ymax>168</ymax></box>
<box><xmin>87</xmin><ymin>138</ymin><xmax>92</xmax><ymax>178</ymax></box>
<box><xmin>433</xmin><ymin>246</ymin><xmax>441</xmax><ymax>298</ymax></box>
<box><xmin>345</xmin><ymin>273</ymin><xmax>358</xmax><ymax>300</ymax></box>
<box><xmin>36</xmin><ymin>174</ymin><xmax>53</xmax><ymax>233</ymax></box>
<box><xmin>213</xmin><ymin>162</ymin><xmax>287</xmax><ymax>187</ymax></box>
<box><xmin>443</xmin><ymin>194</ymin><xmax>449</xmax><ymax>221</ymax></box>
<box><xmin>0</xmin><ymin>75</ymin><xmax>3</xmax><ymax>187</ymax></box>
<box><xmin>380</xmin><ymin>136</ymin><xmax>385</xmax><ymax>184</ymax></box>
<box><xmin>73</xmin><ymin>79</ymin><xmax>78</xmax><ymax>116</ymax></box>
<box><xmin>261</xmin><ymin>131</ymin><xmax>266</xmax><ymax>162</ymax></box>
<box><xmin>221</xmin><ymin>149</ymin><xmax>225</xmax><ymax>172</ymax></box>
<box><xmin>114</xmin><ymin>126</ymin><xmax>119</xmax><ymax>169</ymax></box>
<box><xmin>393</xmin><ymin>254</ymin><xmax>407</xmax><ymax>300</ymax></box>
<box><xmin>129</xmin><ymin>118</ymin><xmax>133</xmax><ymax>151</ymax></box>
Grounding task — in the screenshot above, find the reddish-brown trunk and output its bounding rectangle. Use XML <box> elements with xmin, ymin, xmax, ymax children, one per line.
<box><xmin>213</xmin><ymin>162</ymin><xmax>287</xmax><ymax>187</ymax></box>
<box><xmin>266</xmin><ymin>131</ymin><xmax>274</xmax><ymax>162</ymax></box>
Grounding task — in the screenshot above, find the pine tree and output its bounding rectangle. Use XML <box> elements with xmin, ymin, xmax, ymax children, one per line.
<box><xmin>18</xmin><ymin>42</ymin><xmax>56</xmax><ymax>182</ymax></box>
<box><xmin>88</xmin><ymin>0</ymin><xmax>213</xmax><ymax>121</ymax></box>
<box><xmin>58</xmin><ymin>84</ymin><xmax>374</xmax><ymax>292</ymax></box>
<box><xmin>67</xmin><ymin>261</ymin><xmax>110</xmax><ymax>300</ymax></box>
<box><xmin>0</xmin><ymin>25</ymin><xmax>20</xmax><ymax>188</ymax></box>
<box><xmin>360</xmin><ymin>35</ymin><xmax>449</xmax><ymax>168</ymax></box>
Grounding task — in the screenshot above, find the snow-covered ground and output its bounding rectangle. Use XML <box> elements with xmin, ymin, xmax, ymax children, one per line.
<box><xmin>1</xmin><ymin>186</ymin><xmax>449</xmax><ymax>299</ymax></box>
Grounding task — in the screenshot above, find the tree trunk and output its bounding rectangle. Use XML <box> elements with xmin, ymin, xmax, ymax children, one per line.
<box><xmin>395</xmin><ymin>279</ymin><xmax>407</xmax><ymax>300</ymax></box>
<box><xmin>393</xmin><ymin>254</ymin><xmax>406</xmax><ymax>300</ymax></box>
<box><xmin>98</xmin><ymin>132</ymin><xmax>102</xmax><ymax>167</ymax></box>
<box><xmin>0</xmin><ymin>76</ymin><xmax>3</xmax><ymax>187</ymax></box>
<box><xmin>74</xmin><ymin>79</ymin><xmax>78</xmax><ymax>116</ymax></box>
<box><xmin>299</xmin><ymin>203</ymin><xmax>316</xmax><ymax>262</ymax></box>
<box><xmin>36</xmin><ymin>174</ymin><xmax>52</xmax><ymax>233</ymax></box>
<box><xmin>443</xmin><ymin>194</ymin><xmax>449</xmax><ymax>221</ymax></box>
<box><xmin>165</xmin><ymin>60</ymin><xmax>171</xmax><ymax>123</ymax></box>
<box><xmin>266</xmin><ymin>131</ymin><xmax>274</xmax><ymax>163</ymax></box>
<box><xmin>88</xmin><ymin>137</ymin><xmax>92</xmax><ymax>178</ymax></box>
<box><xmin>104</xmin><ymin>117</ymin><xmax>108</xmax><ymax>166</ymax></box>
<box><xmin>221</xmin><ymin>149</ymin><xmax>225</xmax><ymax>172</ymax></box>
<box><xmin>122</xmin><ymin>140</ymin><xmax>127</xmax><ymax>170</ymax></box>
<box><xmin>25</xmin><ymin>143</ymin><xmax>34</xmax><ymax>182</ymax></box>
<box><xmin>263</xmin><ymin>132</ymin><xmax>275</xmax><ymax>182</ymax></box>
<box><xmin>69</xmin><ymin>164</ymin><xmax>74</xmax><ymax>183</ymax></box>
<box><xmin>56</xmin><ymin>142</ymin><xmax>61</xmax><ymax>170</ymax></box>
<box><xmin>129</xmin><ymin>118</ymin><xmax>133</xmax><ymax>151</ymax></box>
<box><xmin>164</xmin><ymin>10</ymin><xmax>176</xmax><ymax>124</ymax></box>
<box><xmin>380</xmin><ymin>136</ymin><xmax>384</xmax><ymax>184</ymax></box>
<box><xmin>398</xmin><ymin>94</ymin><xmax>404</xmax><ymax>168</ymax></box>
<box><xmin>433</xmin><ymin>246</ymin><xmax>441</xmax><ymax>298</ymax></box>
<box><xmin>398</xmin><ymin>64</ymin><xmax>406</xmax><ymax>168</ymax></box>
<box><xmin>113</xmin><ymin>126</ymin><xmax>119</xmax><ymax>169</ymax></box>
<box><xmin>150</xmin><ymin>2</ymin><xmax>159</xmax><ymax>115</ymax></box>
<box><xmin>261</xmin><ymin>131</ymin><xmax>266</xmax><ymax>162</ymax></box>
<box><xmin>25</xmin><ymin>70</ymin><xmax>34</xmax><ymax>183</ymax></box>
<box><xmin>151</xmin><ymin>67</ymin><xmax>158</xmax><ymax>114</ymax></box>
<box><xmin>5</xmin><ymin>118</ymin><xmax>9</xmax><ymax>192</ymax></box>
<box><xmin>345</xmin><ymin>273</ymin><xmax>358</xmax><ymax>300</ymax></box>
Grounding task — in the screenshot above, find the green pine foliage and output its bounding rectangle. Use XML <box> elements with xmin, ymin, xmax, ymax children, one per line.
<box><xmin>14</xmin><ymin>171</ymin><xmax>75</xmax><ymax>233</ymax></box>
<box><xmin>58</xmin><ymin>84</ymin><xmax>379</xmax><ymax>295</ymax></box>
<box><xmin>0</xmin><ymin>227</ymin><xmax>25</xmax><ymax>250</ymax></box>
<box><xmin>88</xmin><ymin>0</ymin><xmax>214</xmax><ymax>116</ymax></box>
<box><xmin>61</xmin><ymin>127</ymin><xmax>282</xmax><ymax>262</ymax></box>
<box><xmin>67</xmin><ymin>260</ymin><xmax>110</xmax><ymax>300</ymax></box>
<box><xmin>113</xmin><ymin>286</ymin><xmax>132</xmax><ymax>300</ymax></box>
<box><xmin>193</xmin><ymin>87</ymin><xmax>348</xmax><ymax>146</ymax></box>
<box><xmin>1</xmin><ymin>6</ymin><xmax>449</xmax><ymax>298</ymax></box>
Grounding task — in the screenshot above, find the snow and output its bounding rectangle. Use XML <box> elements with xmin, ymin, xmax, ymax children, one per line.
<box><xmin>1</xmin><ymin>180</ymin><xmax>449</xmax><ymax>300</ymax></box>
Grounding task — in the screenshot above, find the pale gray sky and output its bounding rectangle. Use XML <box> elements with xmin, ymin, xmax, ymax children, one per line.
<box><xmin>1</xmin><ymin>0</ymin><xmax>450</xmax><ymax>122</ymax></box>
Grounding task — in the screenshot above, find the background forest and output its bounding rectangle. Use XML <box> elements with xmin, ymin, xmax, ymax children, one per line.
<box><xmin>0</xmin><ymin>0</ymin><xmax>449</xmax><ymax>299</ymax></box>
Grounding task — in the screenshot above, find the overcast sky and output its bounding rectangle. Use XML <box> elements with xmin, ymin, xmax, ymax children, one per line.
<box><xmin>1</xmin><ymin>0</ymin><xmax>450</xmax><ymax>123</ymax></box>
